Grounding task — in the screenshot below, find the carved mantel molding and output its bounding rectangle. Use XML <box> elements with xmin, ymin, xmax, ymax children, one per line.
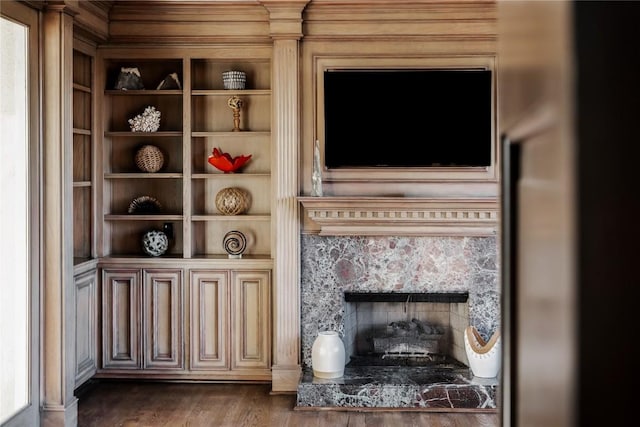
<box><xmin>299</xmin><ymin>196</ymin><xmax>499</xmax><ymax>236</ymax></box>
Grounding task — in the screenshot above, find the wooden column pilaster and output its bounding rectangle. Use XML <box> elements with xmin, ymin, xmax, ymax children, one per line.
<box><xmin>42</xmin><ymin>3</ymin><xmax>77</xmax><ymax>426</ymax></box>
<box><xmin>260</xmin><ymin>0</ymin><xmax>310</xmax><ymax>393</ymax></box>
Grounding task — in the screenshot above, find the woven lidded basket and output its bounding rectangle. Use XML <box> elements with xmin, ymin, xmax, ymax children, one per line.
<box><xmin>135</xmin><ymin>144</ymin><xmax>164</xmax><ymax>173</ymax></box>
<box><xmin>222</xmin><ymin>70</ymin><xmax>246</xmax><ymax>90</ymax></box>
<box><xmin>215</xmin><ymin>187</ymin><xmax>250</xmax><ymax>215</ymax></box>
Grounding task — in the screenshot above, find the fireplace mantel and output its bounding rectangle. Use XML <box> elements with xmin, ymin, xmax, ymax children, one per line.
<box><xmin>298</xmin><ymin>196</ymin><xmax>499</xmax><ymax>236</ymax></box>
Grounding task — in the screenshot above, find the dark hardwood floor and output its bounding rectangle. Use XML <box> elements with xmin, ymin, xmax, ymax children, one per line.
<box><xmin>75</xmin><ymin>381</ymin><xmax>499</xmax><ymax>427</ymax></box>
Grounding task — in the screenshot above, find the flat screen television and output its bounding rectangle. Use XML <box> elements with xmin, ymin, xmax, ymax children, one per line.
<box><xmin>323</xmin><ymin>69</ymin><xmax>492</xmax><ymax>169</ymax></box>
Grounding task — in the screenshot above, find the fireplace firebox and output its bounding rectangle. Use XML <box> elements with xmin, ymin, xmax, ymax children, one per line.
<box><xmin>343</xmin><ymin>292</ymin><xmax>470</xmax><ymax>369</ymax></box>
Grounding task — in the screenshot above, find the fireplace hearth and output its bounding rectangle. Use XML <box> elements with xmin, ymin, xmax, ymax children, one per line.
<box><xmin>295</xmin><ymin>364</ymin><xmax>497</xmax><ymax>410</ymax></box>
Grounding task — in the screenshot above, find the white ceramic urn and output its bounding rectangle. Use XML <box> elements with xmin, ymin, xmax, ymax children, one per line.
<box><xmin>311</xmin><ymin>331</ymin><xmax>345</xmax><ymax>379</ymax></box>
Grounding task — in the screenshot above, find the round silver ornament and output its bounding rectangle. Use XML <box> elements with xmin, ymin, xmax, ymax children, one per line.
<box><xmin>142</xmin><ymin>230</ymin><xmax>169</xmax><ymax>256</ymax></box>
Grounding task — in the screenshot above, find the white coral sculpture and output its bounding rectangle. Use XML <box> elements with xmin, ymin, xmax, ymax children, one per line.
<box><xmin>129</xmin><ymin>106</ymin><xmax>161</xmax><ymax>132</ymax></box>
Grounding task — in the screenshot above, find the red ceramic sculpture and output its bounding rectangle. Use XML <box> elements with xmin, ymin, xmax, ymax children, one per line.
<box><xmin>207</xmin><ymin>147</ymin><xmax>252</xmax><ymax>173</ymax></box>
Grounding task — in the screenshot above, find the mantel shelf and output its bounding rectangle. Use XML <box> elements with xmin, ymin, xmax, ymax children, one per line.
<box><xmin>298</xmin><ymin>196</ymin><xmax>499</xmax><ymax>237</ymax></box>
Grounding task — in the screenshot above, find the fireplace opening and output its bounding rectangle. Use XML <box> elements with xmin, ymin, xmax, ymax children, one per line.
<box><xmin>343</xmin><ymin>292</ymin><xmax>470</xmax><ymax>369</ymax></box>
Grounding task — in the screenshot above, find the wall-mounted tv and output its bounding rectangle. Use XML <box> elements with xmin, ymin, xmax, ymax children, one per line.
<box><xmin>323</xmin><ymin>69</ymin><xmax>492</xmax><ymax>169</ymax></box>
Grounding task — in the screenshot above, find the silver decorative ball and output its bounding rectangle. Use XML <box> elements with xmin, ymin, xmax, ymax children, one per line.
<box><xmin>142</xmin><ymin>230</ymin><xmax>169</xmax><ymax>256</ymax></box>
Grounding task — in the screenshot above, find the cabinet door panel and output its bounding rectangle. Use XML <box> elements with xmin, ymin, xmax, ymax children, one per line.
<box><xmin>190</xmin><ymin>270</ymin><xmax>229</xmax><ymax>370</ymax></box>
<box><xmin>75</xmin><ymin>270</ymin><xmax>97</xmax><ymax>386</ymax></box>
<box><xmin>143</xmin><ymin>269</ymin><xmax>183</xmax><ymax>369</ymax></box>
<box><xmin>102</xmin><ymin>269</ymin><xmax>141</xmax><ymax>369</ymax></box>
<box><xmin>231</xmin><ymin>270</ymin><xmax>270</xmax><ymax>370</ymax></box>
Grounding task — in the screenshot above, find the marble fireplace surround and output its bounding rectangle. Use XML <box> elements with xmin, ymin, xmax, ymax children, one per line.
<box><xmin>297</xmin><ymin>235</ymin><xmax>499</xmax><ymax>409</ymax></box>
<box><xmin>300</xmin><ymin>234</ymin><xmax>500</xmax><ymax>370</ymax></box>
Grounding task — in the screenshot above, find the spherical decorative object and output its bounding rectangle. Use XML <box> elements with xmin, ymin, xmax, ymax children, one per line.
<box><xmin>222</xmin><ymin>70</ymin><xmax>246</xmax><ymax>90</ymax></box>
<box><xmin>135</xmin><ymin>145</ymin><xmax>164</xmax><ymax>173</ymax></box>
<box><xmin>129</xmin><ymin>106</ymin><xmax>161</xmax><ymax>132</ymax></box>
<box><xmin>215</xmin><ymin>187</ymin><xmax>250</xmax><ymax>216</ymax></box>
<box><xmin>142</xmin><ymin>230</ymin><xmax>169</xmax><ymax>257</ymax></box>
<box><xmin>223</xmin><ymin>230</ymin><xmax>247</xmax><ymax>258</ymax></box>
<box><xmin>311</xmin><ymin>331</ymin><xmax>346</xmax><ymax>379</ymax></box>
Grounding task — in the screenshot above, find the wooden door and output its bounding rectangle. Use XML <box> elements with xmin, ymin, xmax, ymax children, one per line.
<box><xmin>231</xmin><ymin>270</ymin><xmax>271</xmax><ymax>370</ymax></box>
<box><xmin>190</xmin><ymin>270</ymin><xmax>230</xmax><ymax>370</ymax></box>
<box><xmin>498</xmin><ymin>2</ymin><xmax>576</xmax><ymax>426</ymax></box>
<box><xmin>143</xmin><ymin>269</ymin><xmax>184</xmax><ymax>370</ymax></box>
<box><xmin>102</xmin><ymin>269</ymin><xmax>142</xmax><ymax>369</ymax></box>
<box><xmin>74</xmin><ymin>269</ymin><xmax>98</xmax><ymax>386</ymax></box>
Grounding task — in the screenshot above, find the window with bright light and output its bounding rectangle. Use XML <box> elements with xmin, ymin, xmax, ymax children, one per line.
<box><xmin>0</xmin><ymin>15</ymin><xmax>30</xmax><ymax>424</ymax></box>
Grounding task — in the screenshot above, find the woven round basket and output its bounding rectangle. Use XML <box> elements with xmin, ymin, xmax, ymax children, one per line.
<box><xmin>135</xmin><ymin>145</ymin><xmax>164</xmax><ymax>173</ymax></box>
<box><xmin>215</xmin><ymin>187</ymin><xmax>250</xmax><ymax>216</ymax></box>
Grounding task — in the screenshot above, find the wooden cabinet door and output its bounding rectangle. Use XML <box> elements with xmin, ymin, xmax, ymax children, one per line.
<box><xmin>190</xmin><ymin>270</ymin><xmax>229</xmax><ymax>370</ymax></box>
<box><xmin>74</xmin><ymin>269</ymin><xmax>98</xmax><ymax>386</ymax></box>
<box><xmin>143</xmin><ymin>269</ymin><xmax>184</xmax><ymax>370</ymax></box>
<box><xmin>102</xmin><ymin>269</ymin><xmax>141</xmax><ymax>369</ymax></box>
<box><xmin>231</xmin><ymin>270</ymin><xmax>271</xmax><ymax>370</ymax></box>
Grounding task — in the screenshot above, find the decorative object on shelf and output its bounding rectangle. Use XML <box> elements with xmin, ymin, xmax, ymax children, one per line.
<box><xmin>215</xmin><ymin>187</ymin><xmax>251</xmax><ymax>216</ymax></box>
<box><xmin>128</xmin><ymin>195</ymin><xmax>161</xmax><ymax>214</ymax></box>
<box><xmin>114</xmin><ymin>67</ymin><xmax>144</xmax><ymax>90</ymax></box>
<box><xmin>142</xmin><ymin>229</ymin><xmax>169</xmax><ymax>257</ymax></box>
<box><xmin>156</xmin><ymin>72</ymin><xmax>182</xmax><ymax>90</ymax></box>
<box><xmin>162</xmin><ymin>222</ymin><xmax>174</xmax><ymax>240</ymax></box>
<box><xmin>135</xmin><ymin>144</ymin><xmax>164</xmax><ymax>173</ymax></box>
<box><xmin>207</xmin><ymin>147</ymin><xmax>252</xmax><ymax>173</ymax></box>
<box><xmin>223</xmin><ymin>230</ymin><xmax>247</xmax><ymax>259</ymax></box>
<box><xmin>222</xmin><ymin>70</ymin><xmax>246</xmax><ymax>90</ymax></box>
<box><xmin>227</xmin><ymin>96</ymin><xmax>244</xmax><ymax>132</ymax></box>
<box><xmin>311</xmin><ymin>139</ymin><xmax>323</xmax><ymax>197</ymax></box>
<box><xmin>311</xmin><ymin>331</ymin><xmax>345</xmax><ymax>379</ymax></box>
<box><xmin>463</xmin><ymin>326</ymin><xmax>501</xmax><ymax>378</ymax></box>
<box><xmin>128</xmin><ymin>106</ymin><xmax>161</xmax><ymax>132</ymax></box>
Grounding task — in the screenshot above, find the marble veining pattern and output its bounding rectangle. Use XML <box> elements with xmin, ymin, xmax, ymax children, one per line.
<box><xmin>300</xmin><ymin>235</ymin><xmax>499</xmax><ymax>369</ymax></box>
<box><xmin>296</xmin><ymin>366</ymin><xmax>497</xmax><ymax>409</ymax></box>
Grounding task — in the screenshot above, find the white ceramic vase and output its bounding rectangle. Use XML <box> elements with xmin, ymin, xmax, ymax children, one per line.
<box><xmin>463</xmin><ymin>326</ymin><xmax>501</xmax><ymax>378</ymax></box>
<box><xmin>311</xmin><ymin>331</ymin><xmax>345</xmax><ymax>379</ymax></box>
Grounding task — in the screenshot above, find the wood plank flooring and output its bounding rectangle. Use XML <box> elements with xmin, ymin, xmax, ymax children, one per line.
<box><xmin>76</xmin><ymin>381</ymin><xmax>500</xmax><ymax>427</ymax></box>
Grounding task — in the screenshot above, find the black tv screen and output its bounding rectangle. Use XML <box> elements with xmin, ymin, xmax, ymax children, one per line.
<box><xmin>323</xmin><ymin>69</ymin><xmax>492</xmax><ymax>168</ymax></box>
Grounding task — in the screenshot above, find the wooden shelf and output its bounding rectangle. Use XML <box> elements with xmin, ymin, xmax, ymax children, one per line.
<box><xmin>191</xmin><ymin>214</ymin><xmax>270</xmax><ymax>221</ymax></box>
<box><xmin>191</xmin><ymin>131</ymin><xmax>270</xmax><ymax>137</ymax></box>
<box><xmin>105</xmin><ymin>131</ymin><xmax>182</xmax><ymax>137</ymax></box>
<box><xmin>73</xmin><ymin>48</ymin><xmax>94</xmax><ymax>264</ymax></box>
<box><xmin>191</xmin><ymin>89</ymin><xmax>270</xmax><ymax>96</ymax></box>
<box><xmin>105</xmin><ymin>214</ymin><xmax>184</xmax><ymax>221</ymax></box>
<box><xmin>105</xmin><ymin>173</ymin><xmax>183</xmax><ymax>179</ymax></box>
<box><xmin>105</xmin><ymin>89</ymin><xmax>182</xmax><ymax>96</ymax></box>
<box><xmin>73</xmin><ymin>83</ymin><xmax>91</xmax><ymax>93</ymax></box>
<box><xmin>101</xmin><ymin>55</ymin><xmax>272</xmax><ymax>259</ymax></box>
<box><xmin>191</xmin><ymin>173</ymin><xmax>269</xmax><ymax>179</ymax></box>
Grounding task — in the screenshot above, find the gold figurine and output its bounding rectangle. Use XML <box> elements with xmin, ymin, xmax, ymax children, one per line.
<box><xmin>227</xmin><ymin>96</ymin><xmax>244</xmax><ymax>132</ymax></box>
